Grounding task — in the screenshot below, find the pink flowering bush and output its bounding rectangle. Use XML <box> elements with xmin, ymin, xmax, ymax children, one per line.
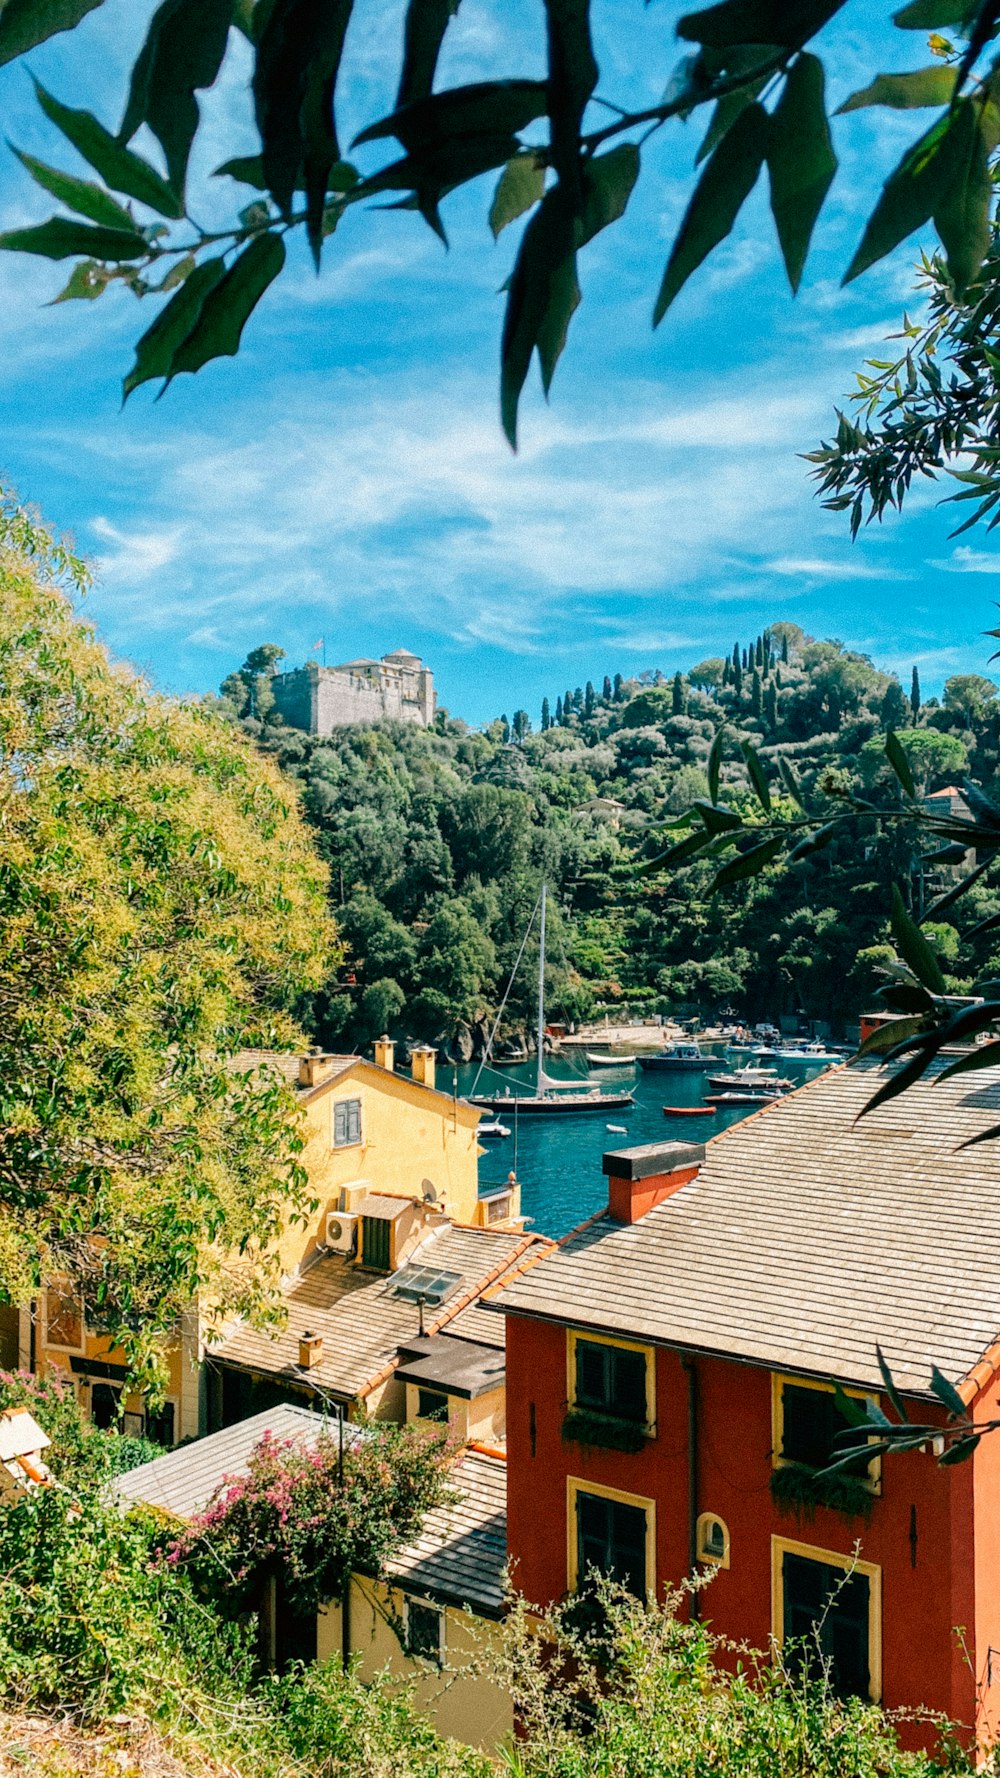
<box><xmin>168</xmin><ymin>1421</ymin><xmax>452</xmax><ymax>1615</ymax></box>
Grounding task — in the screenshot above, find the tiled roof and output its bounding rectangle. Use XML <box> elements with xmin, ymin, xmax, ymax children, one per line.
<box><xmin>228</xmin><ymin>1050</ymin><xmax>356</xmax><ymax>1096</ymax></box>
<box><xmin>443</xmin><ymin>1299</ymin><xmax>506</xmax><ymax>1349</ymax></box>
<box><xmin>387</xmin><ymin>1449</ymin><xmax>507</xmax><ymax>1617</ymax></box>
<box><xmin>113</xmin><ymin>1404</ymin><xmax>328</xmax><ymax>1522</ymax></box>
<box><xmin>492</xmin><ymin>1057</ymin><xmax>1000</xmax><ymax>1397</ymax></box>
<box><xmin>213</xmin><ymin>1226</ymin><xmax>544</xmax><ymax>1402</ymax></box>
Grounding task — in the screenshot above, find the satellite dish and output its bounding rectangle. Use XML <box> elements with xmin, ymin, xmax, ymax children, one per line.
<box><xmin>421</xmin><ymin>1178</ymin><xmax>438</xmax><ymax>1203</ymax></box>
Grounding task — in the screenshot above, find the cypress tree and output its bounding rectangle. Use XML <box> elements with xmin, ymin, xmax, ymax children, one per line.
<box><xmin>613</xmin><ymin>672</ymin><xmax>624</xmax><ymax>702</ymax></box>
<box><xmin>501</xmin><ymin>714</ymin><xmax>510</xmax><ymax>744</ymax></box>
<box><xmin>734</xmin><ymin>654</ymin><xmax>743</xmax><ymax>697</ymax></box>
<box><xmin>742</xmin><ymin>647</ymin><xmax>749</xmax><ymax>671</ymax></box>
<box><xmin>574</xmin><ymin>686</ymin><xmax>584</xmax><ymax>711</ymax></box>
<box><xmin>541</xmin><ymin>696</ymin><xmax>551</xmax><ymax>731</ymax></box>
<box><xmin>755</xmin><ymin>635</ymin><xmax>764</xmax><ymax>668</ymax></box>
<box><xmin>732</xmin><ymin>642</ymin><xmax>740</xmax><ymax>675</ymax></box>
<box><xmin>751</xmin><ymin>668</ymin><xmax>762</xmax><ymax>720</ymax></box>
<box><xmin>765</xmin><ymin>679</ymin><xmax>778</xmax><ymax>728</ymax></box>
<box><xmin>910</xmin><ymin>665</ymin><xmax>921</xmax><ymax>719</ymax></box>
<box><xmin>603</xmin><ymin>675</ymin><xmax>612</xmax><ymax>701</ymax></box>
<box><xmin>781</xmin><ymin>632</ymin><xmax>789</xmax><ymax>664</ymax></box>
<box><xmin>564</xmin><ymin>688</ymin><xmax>574</xmax><ymax>719</ymax></box>
<box><xmin>672</xmin><ymin>671</ymin><xmax>685</xmax><ymax>715</ymax></box>
<box><xmin>584</xmin><ymin>680</ymin><xmax>596</xmax><ymax>718</ymax></box>
<box><xmin>722</xmin><ymin>658</ymin><xmax>732</xmax><ymax>687</ymax></box>
<box><xmin>775</xmin><ymin>665</ymin><xmax>782</xmax><ymax>689</ymax></box>
<box><xmin>555</xmin><ymin>695</ymin><xmax>563</xmax><ymax>725</ymax></box>
<box><xmin>763</xmin><ymin>631</ymin><xmax>772</xmax><ymax>673</ymax></box>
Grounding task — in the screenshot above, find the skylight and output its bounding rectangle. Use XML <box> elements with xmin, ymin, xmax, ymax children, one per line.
<box><xmin>391</xmin><ymin>1264</ymin><xmax>462</xmax><ymax>1307</ymax></box>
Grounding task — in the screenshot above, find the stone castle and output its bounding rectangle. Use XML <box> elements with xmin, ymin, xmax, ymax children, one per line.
<box><xmin>270</xmin><ymin>649</ymin><xmax>435</xmax><ymax>735</ymax></box>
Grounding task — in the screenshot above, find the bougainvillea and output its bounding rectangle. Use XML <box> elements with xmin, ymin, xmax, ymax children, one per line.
<box><xmin>168</xmin><ymin>1420</ymin><xmax>452</xmax><ymax>1615</ymax></box>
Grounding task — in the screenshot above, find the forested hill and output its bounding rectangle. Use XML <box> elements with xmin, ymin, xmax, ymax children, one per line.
<box><xmin>214</xmin><ymin>626</ymin><xmax>1000</xmax><ymax>1052</ymax></box>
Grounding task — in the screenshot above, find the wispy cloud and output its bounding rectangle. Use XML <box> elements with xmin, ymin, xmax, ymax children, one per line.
<box><xmin>931</xmin><ymin>546</ymin><xmax>1000</xmax><ymax>575</ymax></box>
<box><xmin>763</xmin><ymin>556</ymin><xmax>911</xmax><ymax>581</ymax></box>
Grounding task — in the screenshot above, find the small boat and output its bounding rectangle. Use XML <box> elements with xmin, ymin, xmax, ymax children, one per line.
<box><xmin>706</xmin><ymin>1065</ymin><xmax>793</xmax><ymax>1093</ymax></box>
<box><xmin>586</xmin><ymin>1051</ymin><xmax>636</xmax><ymax>1068</ymax></box>
<box><xmin>754</xmin><ymin>1041</ymin><xmax>840</xmax><ymax>1064</ymax></box>
<box><xmin>663</xmin><ymin>1104</ymin><xmax>715</xmax><ymax>1118</ymax></box>
<box><xmin>705</xmin><ymin>1088</ymin><xmax>783</xmax><ymax>1107</ymax></box>
<box><xmin>477</xmin><ymin>1118</ymin><xmax>511</xmax><ymax>1139</ymax></box>
<box><xmin>637</xmin><ymin>1043</ymin><xmax>710</xmax><ymax>1073</ymax></box>
<box><xmin>489</xmin><ymin>1053</ymin><xmax>530</xmax><ymax>1067</ymax></box>
<box><xmin>606</xmin><ymin>1123</ymin><xmax>628</xmax><ymax>1134</ymax></box>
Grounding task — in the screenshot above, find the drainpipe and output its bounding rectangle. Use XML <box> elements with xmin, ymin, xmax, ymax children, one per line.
<box><xmin>682</xmin><ymin>1356</ymin><xmax>699</xmax><ymax>1621</ymax></box>
<box><xmin>339</xmin><ymin>1406</ymin><xmax>351</xmax><ymax>1669</ymax></box>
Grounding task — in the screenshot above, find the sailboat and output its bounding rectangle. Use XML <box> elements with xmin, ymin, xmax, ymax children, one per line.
<box><xmin>468</xmin><ymin>886</ymin><xmax>634</xmax><ymax>1117</ymax></box>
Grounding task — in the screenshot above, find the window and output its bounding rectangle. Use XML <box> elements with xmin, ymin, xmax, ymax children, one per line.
<box><xmin>570</xmin><ymin>1482</ymin><xmax>653</xmax><ymax>1599</ymax></box>
<box><xmin>90</xmin><ymin>1383</ymin><xmax>121</xmax><ymax>1430</ymax></box>
<box><xmin>361</xmin><ymin>1214</ymin><xmax>391</xmax><ymax>1272</ymax></box>
<box><xmin>146</xmin><ymin>1401</ymin><xmax>176</xmax><ymax>1447</ymax></box>
<box><xmin>696</xmin><ymin>1512</ymin><xmax>730</xmax><ymax>1569</ymax></box>
<box><xmin>773</xmin><ymin>1376</ymin><xmax>877</xmax><ymax>1484</ymax></box>
<box><xmin>773</xmin><ymin>1539</ymin><xmax>881</xmax><ymax>1701</ymax></box>
<box><xmin>333</xmin><ymin>1098</ymin><xmax>362</xmax><ymax>1149</ymax></box>
<box><xmin>405</xmin><ymin>1597</ymin><xmax>444</xmax><ymax>1663</ymax></box>
<box><xmin>416</xmin><ymin>1388</ymin><xmax>449</xmax><ymax>1424</ymax></box>
<box><xmin>571</xmin><ymin>1334</ymin><xmax>651</xmax><ymax>1427</ymax></box>
<box><xmin>45</xmin><ymin>1282</ymin><xmax>83</xmax><ymax>1351</ymax></box>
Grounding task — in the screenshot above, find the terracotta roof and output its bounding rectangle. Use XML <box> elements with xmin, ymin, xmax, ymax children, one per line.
<box><xmin>212</xmin><ymin>1225</ymin><xmax>545</xmax><ymax>1403</ymax></box>
<box><xmin>227</xmin><ymin>1048</ymin><xmax>479</xmax><ymax>1121</ymax></box>
<box><xmin>386</xmin><ymin>1448</ymin><xmax>506</xmax><ymax>1617</ymax></box>
<box><xmin>492</xmin><ymin>1057</ymin><xmax>1000</xmax><ymax>1398</ymax></box>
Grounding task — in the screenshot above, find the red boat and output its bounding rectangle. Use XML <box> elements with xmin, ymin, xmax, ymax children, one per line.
<box><xmin>663</xmin><ymin>1104</ymin><xmax>715</xmax><ymax>1117</ymax></box>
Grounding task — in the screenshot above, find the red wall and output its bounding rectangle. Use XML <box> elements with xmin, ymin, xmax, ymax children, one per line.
<box><xmin>505</xmin><ymin>1314</ymin><xmax>977</xmax><ymax>1736</ymax></box>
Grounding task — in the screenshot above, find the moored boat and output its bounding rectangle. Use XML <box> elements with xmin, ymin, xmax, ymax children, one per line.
<box><xmin>663</xmin><ymin>1104</ymin><xmax>716</xmax><ymax>1117</ymax></box>
<box><xmin>706</xmin><ymin>1065</ymin><xmax>793</xmax><ymax>1093</ymax></box>
<box><xmin>586</xmin><ymin>1051</ymin><xmax>636</xmax><ymax>1068</ymax></box>
<box><xmin>705</xmin><ymin>1087</ymin><xmax>783</xmax><ymax>1107</ymax></box>
<box><xmin>477</xmin><ymin>1118</ymin><xmax>511</xmax><ymax>1139</ymax></box>
<box><xmin>637</xmin><ymin>1043</ymin><xmax>710</xmax><ymax>1073</ymax></box>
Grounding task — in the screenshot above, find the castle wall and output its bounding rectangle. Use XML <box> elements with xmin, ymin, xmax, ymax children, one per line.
<box><xmin>271</xmin><ymin>657</ymin><xmax>434</xmax><ymax>736</ymax></box>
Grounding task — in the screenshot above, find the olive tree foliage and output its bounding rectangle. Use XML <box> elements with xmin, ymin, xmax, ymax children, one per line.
<box><xmin>2</xmin><ymin>0</ymin><xmax>1000</xmax><ymax>443</ymax></box>
<box><xmin>0</xmin><ymin>493</ymin><xmax>336</xmax><ymax>1391</ymax></box>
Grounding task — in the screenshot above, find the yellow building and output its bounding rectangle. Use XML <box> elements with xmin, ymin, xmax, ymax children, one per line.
<box><xmin>115</xmin><ymin>1416</ymin><xmax>513</xmax><ymax>1754</ymax></box>
<box><xmin>21</xmin><ymin>1041</ymin><xmax>521</xmax><ymax>1445</ymax></box>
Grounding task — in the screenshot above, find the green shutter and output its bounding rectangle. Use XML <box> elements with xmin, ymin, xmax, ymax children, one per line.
<box><xmin>362</xmin><ymin>1215</ymin><xmax>391</xmax><ymax>1272</ymax></box>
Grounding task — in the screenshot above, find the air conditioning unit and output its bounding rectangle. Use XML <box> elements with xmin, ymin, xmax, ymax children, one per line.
<box><xmin>338</xmin><ymin>1179</ymin><xmax>371</xmax><ymax>1214</ymax></box>
<box><xmin>325</xmin><ymin>1210</ymin><xmax>359</xmax><ymax>1254</ymax></box>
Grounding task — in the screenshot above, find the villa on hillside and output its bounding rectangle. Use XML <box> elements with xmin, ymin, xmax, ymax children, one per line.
<box><xmin>270</xmin><ymin>649</ymin><xmax>435</xmax><ymax>733</ymax></box>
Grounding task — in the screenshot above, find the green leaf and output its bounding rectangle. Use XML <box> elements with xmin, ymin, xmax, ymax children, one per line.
<box><xmin>843</xmin><ymin>106</ymin><xmax>964</xmax><ymax>286</ymax></box>
<box><xmin>838</xmin><ymin>67</ymin><xmax>957</xmax><ymax>112</ymax></box>
<box><xmin>252</xmin><ymin>0</ymin><xmax>353</xmax><ymax>263</ymax></box>
<box><xmin>787</xmin><ymin>820</ymin><xmax>839</xmax><ymax>860</ymax></box>
<box><xmin>49</xmin><ymin>256</ymin><xmax>111</xmax><ymax>301</ymax></box>
<box><xmin>776</xmin><ymin>754</ymin><xmax>804</xmax><ymax>807</ymax></box>
<box><xmin>0</xmin><ymin>0</ymin><xmax>104</xmax><ymax>66</ymax></box>
<box><xmin>500</xmin><ymin>185</ymin><xmax>576</xmax><ymax>448</ymax></box>
<box><xmin>0</xmin><ymin>216</ymin><xmax>148</xmax><ymax>259</ymax></box>
<box><xmin>856</xmin><ymin>1014</ymin><xmax>927</xmax><ymax>1056</ymax></box>
<box><xmin>33</xmin><ymin>80</ymin><xmax>182</xmax><ymax>217</ymax></box>
<box><xmin>893</xmin><ymin>0</ymin><xmax>978</xmax><ymax>24</ymax></box>
<box><xmin>696</xmin><ymin>83</ymin><xmax>766</xmax><ymax>164</ymax></box>
<box><xmin>766</xmin><ymin>53</ymin><xmax>837</xmax><ymax>293</ymax></box>
<box><xmin>875</xmin><ymin>1343</ymin><xmax>911</xmax><ymax>1423</ymax></box>
<box><xmin>938</xmin><ymin>1433</ymin><xmax>979</xmax><ymax>1464</ymax></box>
<box><xmin>707</xmin><ymin>727</ymin><xmax>724</xmax><ymax>803</ymax></box>
<box><xmin>935</xmin><ymin>1039</ymin><xmax>1000</xmax><ymax>1082</ymax></box>
<box><xmin>396</xmin><ymin>0</ymin><xmax>461</xmax><ymax>108</ymax></box>
<box><xmin>119</xmin><ymin>0</ymin><xmax>233</xmax><ymax>197</ymax></box>
<box><xmin>544</xmin><ymin>0</ymin><xmax>598</xmax><ymax>191</ymax></box>
<box><xmin>833</xmin><ymin>1382</ymin><xmax>874</xmax><ymax>1429</ymax></box>
<box><xmin>535</xmin><ymin>253</ymin><xmax>580</xmax><ymax>395</ymax></box>
<box><xmin>169</xmin><ymin>233</ymin><xmax>286</xmax><ymax>377</ymax></box>
<box><xmin>123</xmin><ymin>254</ymin><xmax>227</xmax><ymax>398</ymax></box>
<box><xmin>677</xmin><ymin>0</ymin><xmax>845</xmax><ymax>49</ymax></box>
<box><xmin>885</xmin><ymin>728</ymin><xmax>916</xmax><ymax>797</ymax></box>
<box><xmin>933</xmin><ymin>96</ymin><xmax>995</xmax><ymax>296</ymax></box>
<box><xmin>740</xmin><ymin>738</ymin><xmax>771</xmax><ymax>812</ymax></box>
<box><xmin>692</xmin><ymin>798</ymin><xmax>743</xmax><ymax>834</ymax></box>
<box><xmin>353</xmin><ymin>80</ymin><xmax>548</xmax><ymax>152</ymax></box>
<box><xmin>654</xmin><ymin>102</ymin><xmax>768</xmax><ymax>324</ymax></box>
<box><xmin>11</xmin><ymin>146</ymin><xmax>136</xmax><ymax>229</ymax></box>
<box><xmin>490</xmin><ymin>153</ymin><xmax>545</xmax><ymax>239</ymax></box>
<box><xmin>890</xmin><ymin>884</ymin><xmax>947</xmax><ymax>993</ymax></box>
<box><xmin>855</xmin><ymin>1046</ymin><xmax>933</xmax><ymax>1121</ymax></box>
<box><xmin>358</xmin><ymin>132</ymin><xmax>520</xmax><ymax>245</ymax></box>
<box><xmin>578</xmin><ymin>144</ymin><xmax>640</xmax><ymax>245</ymax></box>
<box><xmin>929</xmin><ymin>1365</ymin><xmax>967</xmax><ymax>1420</ymax></box>
<box><xmin>710</xmin><ymin>832</ymin><xmax>785</xmax><ymax>888</ymax></box>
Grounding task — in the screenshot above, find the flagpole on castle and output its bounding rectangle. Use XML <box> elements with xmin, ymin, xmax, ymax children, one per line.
<box><xmin>312</xmin><ymin>638</ymin><xmax>326</xmax><ymax>667</ymax></box>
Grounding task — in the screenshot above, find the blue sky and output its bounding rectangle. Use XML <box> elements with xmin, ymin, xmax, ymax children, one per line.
<box><xmin>1</xmin><ymin>0</ymin><xmax>998</xmax><ymax>727</ymax></box>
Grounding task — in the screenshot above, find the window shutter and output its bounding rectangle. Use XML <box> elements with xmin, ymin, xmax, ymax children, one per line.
<box><xmin>334</xmin><ymin>1101</ymin><xmax>347</xmax><ymax>1146</ymax></box>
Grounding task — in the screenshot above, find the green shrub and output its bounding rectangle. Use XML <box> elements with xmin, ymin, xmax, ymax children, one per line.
<box><xmin>0</xmin><ymin>1369</ymin><xmax>165</xmax><ymax>1486</ymax></box>
<box><xmin>770</xmin><ymin>1460</ymin><xmax>874</xmax><ymax>1522</ymax></box>
<box><xmin>562</xmin><ymin>1408</ymin><xmax>647</xmax><ymax>1454</ymax></box>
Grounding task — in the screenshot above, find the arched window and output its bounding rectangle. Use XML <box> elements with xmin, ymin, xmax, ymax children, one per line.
<box><xmin>696</xmin><ymin>1511</ymin><xmax>730</xmax><ymax>1569</ymax></box>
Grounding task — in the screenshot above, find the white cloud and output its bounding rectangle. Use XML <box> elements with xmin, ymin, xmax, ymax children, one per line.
<box><xmin>931</xmin><ymin>546</ymin><xmax>1000</xmax><ymax>575</ymax></box>
<box><xmin>763</xmin><ymin>556</ymin><xmax>911</xmax><ymax>581</ymax></box>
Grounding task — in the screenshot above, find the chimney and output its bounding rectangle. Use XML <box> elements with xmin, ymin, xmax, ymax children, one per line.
<box><xmin>410</xmin><ymin>1044</ymin><xmax>437</xmax><ymax>1091</ymax></box>
<box><xmin>298</xmin><ymin>1331</ymin><xmax>324</xmax><ymax>1369</ymax></box>
<box><xmin>603</xmin><ymin>1141</ymin><xmax>704</xmax><ymax>1225</ymax></box>
<box><xmin>298</xmin><ymin>1046</ymin><xmax>334</xmax><ymax>1088</ymax></box>
<box><xmin>374</xmin><ymin>1035</ymin><xmax>395</xmax><ymax>1073</ymax></box>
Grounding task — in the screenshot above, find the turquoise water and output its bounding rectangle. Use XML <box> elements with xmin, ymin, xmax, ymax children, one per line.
<box><xmin>455</xmin><ymin>1053</ymin><xmax>830</xmax><ymax>1239</ymax></box>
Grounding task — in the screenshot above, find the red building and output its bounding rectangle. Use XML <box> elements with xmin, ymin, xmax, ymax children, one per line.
<box><xmin>492</xmin><ymin>1059</ymin><xmax>1000</xmax><ymax>1748</ymax></box>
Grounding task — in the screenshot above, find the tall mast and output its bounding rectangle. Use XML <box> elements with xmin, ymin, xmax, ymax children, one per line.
<box><xmin>536</xmin><ymin>882</ymin><xmax>547</xmax><ymax>1098</ymax></box>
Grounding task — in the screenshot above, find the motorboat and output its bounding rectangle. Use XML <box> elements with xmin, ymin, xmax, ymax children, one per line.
<box><xmin>637</xmin><ymin>1043</ymin><xmax>710</xmax><ymax>1073</ymax></box>
<box><xmin>705</xmin><ymin>1087</ymin><xmax>784</xmax><ymax>1107</ymax></box>
<box><xmin>706</xmin><ymin>1065</ymin><xmax>793</xmax><ymax>1093</ymax></box>
<box><xmin>477</xmin><ymin>1118</ymin><xmax>511</xmax><ymax>1139</ymax></box>
<box><xmin>586</xmin><ymin>1051</ymin><xmax>636</xmax><ymax>1068</ymax></box>
<box><xmin>469</xmin><ymin>886</ymin><xmax>635</xmax><ymax>1117</ymax></box>
<box><xmin>753</xmin><ymin>1040</ymin><xmax>840</xmax><ymax>1064</ymax></box>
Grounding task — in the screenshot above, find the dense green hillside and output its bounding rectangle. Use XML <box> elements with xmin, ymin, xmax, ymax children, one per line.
<box><xmin>214</xmin><ymin>627</ymin><xmax>1000</xmax><ymax>1050</ymax></box>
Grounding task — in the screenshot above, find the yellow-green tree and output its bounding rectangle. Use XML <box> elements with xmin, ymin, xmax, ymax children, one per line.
<box><xmin>0</xmin><ymin>494</ymin><xmax>337</xmax><ymax>1389</ymax></box>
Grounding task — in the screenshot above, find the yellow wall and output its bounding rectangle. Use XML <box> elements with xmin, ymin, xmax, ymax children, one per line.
<box><xmin>318</xmin><ymin>1577</ymin><xmax>512</xmax><ymax>1751</ymax></box>
<box><xmin>405</xmin><ymin>1382</ymin><xmax>506</xmax><ymax>1446</ymax></box>
<box><xmin>278</xmin><ymin>1061</ymin><xmax>484</xmax><ymax>1277</ymax></box>
<box><xmin>25</xmin><ymin>1292</ymin><xmax>200</xmax><ymax>1443</ymax></box>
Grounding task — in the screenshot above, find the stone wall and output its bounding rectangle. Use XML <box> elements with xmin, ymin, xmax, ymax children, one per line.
<box><xmin>271</xmin><ymin>655</ymin><xmax>434</xmax><ymax>735</ymax></box>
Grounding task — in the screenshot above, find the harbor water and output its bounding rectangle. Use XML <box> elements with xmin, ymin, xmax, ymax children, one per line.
<box><xmin>455</xmin><ymin>1052</ymin><xmax>833</xmax><ymax>1239</ymax></box>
